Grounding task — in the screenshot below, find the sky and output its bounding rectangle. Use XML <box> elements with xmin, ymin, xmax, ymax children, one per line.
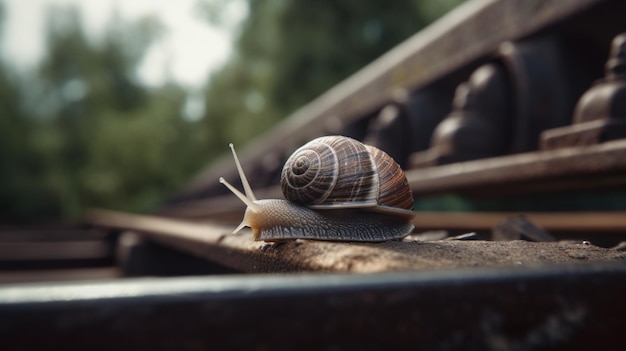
<box><xmin>1</xmin><ymin>0</ymin><xmax>247</xmax><ymax>89</ymax></box>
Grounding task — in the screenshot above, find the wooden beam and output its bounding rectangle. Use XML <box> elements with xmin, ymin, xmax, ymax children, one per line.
<box><xmin>406</xmin><ymin>139</ymin><xmax>626</xmax><ymax>196</ymax></box>
<box><xmin>0</xmin><ymin>268</ymin><xmax>120</xmax><ymax>284</ymax></box>
<box><xmin>89</xmin><ymin>210</ymin><xmax>625</xmax><ymax>274</ymax></box>
<box><xmin>0</xmin><ymin>241</ymin><xmax>111</xmax><ymax>261</ymax></box>
<box><xmin>411</xmin><ymin>212</ymin><xmax>626</xmax><ymax>232</ymax></box>
<box><xmin>159</xmin><ymin>140</ymin><xmax>626</xmax><ymax>219</ymax></box>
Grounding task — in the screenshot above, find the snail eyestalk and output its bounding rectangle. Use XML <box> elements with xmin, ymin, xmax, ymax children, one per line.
<box><xmin>219</xmin><ymin>177</ymin><xmax>259</xmax><ymax>234</ymax></box>
<box><xmin>219</xmin><ymin>177</ymin><xmax>260</xmax><ymax>212</ymax></box>
<box><xmin>221</xmin><ymin>143</ymin><xmax>263</xmax><ymax>235</ymax></box>
<box><xmin>229</xmin><ymin>143</ymin><xmax>257</xmax><ymax>201</ymax></box>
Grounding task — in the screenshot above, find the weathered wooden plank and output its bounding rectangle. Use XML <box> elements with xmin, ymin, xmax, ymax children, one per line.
<box><xmin>161</xmin><ymin>196</ymin><xmax>626</xmax><ymax>233</ymax></box>
<box><xmin>0</xmin><ymin>268</ymin><xmax>120</xmax><ymax>284</ymax></box>
<box><xmin>0</xmin><ymin>241</ymin><xmax>111</xmax><ymax>261</ymax></box>
<box><xmin>160</xmin><ymin>140</ymin><xmax>626</xmax><ymax>219</ymax></box>
<box><xmin>89</xmin><ymin>210</ymin><xmax>625</xmax><ymax>274</ymax></box>
<box><xmin>412</xmin><ymin>211</ymin><xmax>626</xmax><ymax>232</ymax></box>
<box><xmin>406</xmin><ymin>139</ymin><xmax>626</xmax><ymax>196</ymax></box>
<box><xmin>0</xmin><ymin>229</ymin><xmax>108</xmax><ymax>242</ymax></box>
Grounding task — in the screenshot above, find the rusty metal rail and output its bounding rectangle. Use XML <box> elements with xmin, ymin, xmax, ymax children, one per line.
<box><xmin>6</xmin><ymin>0</ymin><xmax>625</xmax><ymax>285</ymax></box>
<box><xmin>4</xmin><ymin>2</ymin><xmax>626</xmax><ymax>349</ymax></box>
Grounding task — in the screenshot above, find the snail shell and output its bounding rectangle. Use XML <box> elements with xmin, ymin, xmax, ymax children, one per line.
<box><xmin>219</xmin><ymin>136</ymin><xmax>415</xmax><ymax>242</ymax></box>
<box><xmin>281</xmin><ymin>136</ymin><xmax>414</xmax><ymax>218</ymax></box>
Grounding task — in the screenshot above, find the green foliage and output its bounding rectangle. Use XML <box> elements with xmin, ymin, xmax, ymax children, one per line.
<box><xmin>0</xmin><ymin>69</ymin><xmax>55</xmax><ymax>220</ymax></box>
<box><xmin>199</xmin><ymin>0</ymin><xmax>465</xmax><ymax>149</ymax></box>
<box><xmin>0</xmin><ymin>7</ymin><xmax>198</xmax><ymax>222</ymax></box>
<box><xmin>0</xmin><ymin>0</ymin><xmax>465</xmax><ymax>222</ymax></box>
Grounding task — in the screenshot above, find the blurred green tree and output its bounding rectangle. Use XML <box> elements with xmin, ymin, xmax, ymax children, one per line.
<box><xmin>0</xmin><ymin>3</ymin><xmax>58</xmax><ymax>221</ymax></box>
<box><xmin>0</xmin><ymin>61</ymin><xmax>54</xmax><ymax>221</ymax></box>
<box><xmin>198</xmin><ymin>0</ymin><xmax>465</xmax><ymax>149</ymax></box>
<box><xmin>0</xmin><ymin>0</ymin><xmax>464</xmax><ymax>222</ymax></box>
<box><xmin>1</xmin><ymin>6</ymin><xmax>203</xmax><ymax>222</ymax></box>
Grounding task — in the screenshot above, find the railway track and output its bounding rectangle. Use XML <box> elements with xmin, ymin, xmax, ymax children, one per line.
<box><xmin>3</xmin><ymin>1</ymin><xmax>626</xmax><ymax>349</ymax></box>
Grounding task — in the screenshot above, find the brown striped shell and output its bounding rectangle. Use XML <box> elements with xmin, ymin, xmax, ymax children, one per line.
<box><xmin>280</xmin><ymin>136</ymin><xmax>414</xmax><ymax>218</ymax></box>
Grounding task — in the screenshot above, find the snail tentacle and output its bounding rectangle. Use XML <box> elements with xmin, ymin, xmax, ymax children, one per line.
<box><xmin>219</xmin><ymin>177</ymin><xmax>259</xmax><ymax>212</ymax></box>
<box><xmin>219</xmin><ymin>177</ymin><xmax>259</xmax><ymax>234</ymax></box>
<box><xmin>229</xmin><ymin>143</ymin><xmax>257</xmax><ymax>201</ymax></box>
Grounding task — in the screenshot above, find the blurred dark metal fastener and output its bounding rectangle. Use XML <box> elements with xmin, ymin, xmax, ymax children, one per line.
<box><xmin>542</xmin><ymin>33</ymin><xmax>626</xmax><ymax>149</ymax></box>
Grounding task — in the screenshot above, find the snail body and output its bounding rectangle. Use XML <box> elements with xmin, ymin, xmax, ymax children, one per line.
<box><xmin>219</xmin><ymin>136</ymin><xmax>415</xmax><ymax>242</ymax></box>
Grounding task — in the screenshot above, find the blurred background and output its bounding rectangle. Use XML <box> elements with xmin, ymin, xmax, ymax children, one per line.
<box><xmin>0</xmin><ymin>0</ymin><xmax>464</xmax><ymax>224</ymax></box>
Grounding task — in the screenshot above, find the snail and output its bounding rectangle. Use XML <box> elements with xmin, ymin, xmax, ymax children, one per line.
<box><xmin>219</xmin><ymin>135</ymin><xmax>415</xmax><ymax>242</ymax></box>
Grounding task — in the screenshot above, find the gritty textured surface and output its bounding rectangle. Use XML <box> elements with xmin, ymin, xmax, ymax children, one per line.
<box><xmin>255</xmin><ymin>238</ymin><xmax>626</xmax><ymax>273</ymax></box>
<box><xmin>91</xmin><ymin>210</ymin><xmax>626</xmax><ymax>274</ymax></box>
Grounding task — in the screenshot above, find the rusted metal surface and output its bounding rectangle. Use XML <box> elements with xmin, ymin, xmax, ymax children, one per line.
<box><xmin>410</xmin><ymin>62</ymin><xmax>513</xmax><ymax>167</ymax></box>
<box><xmin>2</xmin><ymin>264</ymin><xmax>626</xmax><ymax>351</ymax></box>
<box><xmin>542</xmin><ymin>32</ymin><xmax>626</xmax><ymax>149</ymax></box>
<box><xmin>498</xmin><ymin>36</ymin><xmax>592</xmax><ymax>153</ymax></box>
<box><xmin>411</xmin><ymin>34</ymin><xmax>592</xmax><ymax>167</ymax></box>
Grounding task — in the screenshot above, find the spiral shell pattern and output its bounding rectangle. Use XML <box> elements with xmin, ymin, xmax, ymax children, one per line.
<box><xmin>367</xmin><ymin>145</ymin><xmax>414</xmax><ymax>212</ymax></box>
<box><xmin>281</xmin><ymin>136</ymin><xmax>413</xmax><ymax>216</ymax></box>
<box><xmin>280</xmin><ymin>138</ymin><xmax>339</xmax><ymax>205</ymax></box>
